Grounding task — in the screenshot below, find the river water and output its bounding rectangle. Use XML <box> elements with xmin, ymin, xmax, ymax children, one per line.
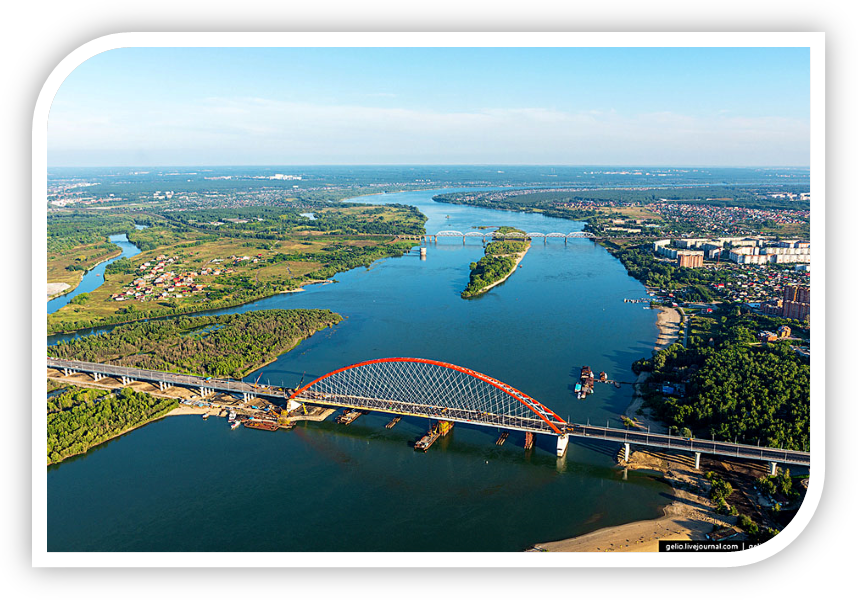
<box><xmin>47</xmin><ymin>189</ymin><xmax>672</xmax><ymax>552</ymax></box>
<box><xmin>47</xmin><ymin>232</ymin><xmax>143</xmax><ymax>315</ymax></box>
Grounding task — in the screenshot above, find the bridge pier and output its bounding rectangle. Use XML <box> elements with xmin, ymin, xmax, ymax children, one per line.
<box><xmin>91</xmin><ymin>372</ymin><xmax>102</xmax><ymax>382</ymax></box>
<box><xmin>158</xmin><ymin>381</ymin><xmax>171</xmax><ymax>392</ymax></box>
<box><xmin>556</xmin><ymin>435</ymin><xmax>569</xmax><ymax>457</ymax></box>
<box><xmin>695</xmin><ymin>452</ymin><xmax>701</xmax><ymax>470</ymax></box>
<box><xmin>242</xmin><ymin>392</ymin><xmax>256</xmax><ymax>402</ymax></box>
<box><xmin>120</xmin><ymin>376</ymin><xmax>133</xmax><ymax>386</ymax></box>
<box><xmin>624</xmin><ymin>442</ymin><xmax>630</xmax><ymax>462</ymax></box>
<box><xmin>769</xmin><ymin>461</ymin><xmax>778</xmax><ymax>476</ymax></box>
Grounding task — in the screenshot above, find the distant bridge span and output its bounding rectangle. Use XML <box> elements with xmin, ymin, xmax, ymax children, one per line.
<box><xmin>425</xmin><ymin>230</ymin><xmax>597</xmax><ymax>242</ymax></box>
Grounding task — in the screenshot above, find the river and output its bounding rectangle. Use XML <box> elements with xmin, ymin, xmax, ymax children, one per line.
<box><xmin>47</xmin><ymin>229</ymin><xmax>144</xmax><ymax>315</ymax></box>
<box><xmin>47</xmin><ymin>189</ymin><xmax>672</xmax><ymax>552</ymax></box>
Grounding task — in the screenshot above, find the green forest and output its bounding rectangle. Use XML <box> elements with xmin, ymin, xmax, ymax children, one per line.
<box><xmin>50</xmin><ymin>309</ymin><xmax>343</xmax><ymax>379</ymax></box>
<box><xmin>47</xmin><ymin>386</ymin><xmax>177</xmax><ymax>465</ymax></box>
<box><xmin>633</xmin><ymin>307</ymin><xmax>810</xmax><ymax>451</ymax></box>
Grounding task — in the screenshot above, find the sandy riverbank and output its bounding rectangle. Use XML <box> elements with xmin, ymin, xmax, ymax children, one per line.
<box><xmin>533</xmin><ymin>306</ymin><xmax>696</xmax><ymax>551</ymax></box>
<box><xmin>535</xmin><ymin>449</ymin><xmax>733</xmax><ymax>552</ymax></box>
<box><xmin>47</xmin><ymin>282</ymin><xmax>71</xmax><ymax>300</ymax></box>
<box><xmin>621</xmin><ymin>306</ymin><xmax>682</xmax><ymax>434</ymax></box>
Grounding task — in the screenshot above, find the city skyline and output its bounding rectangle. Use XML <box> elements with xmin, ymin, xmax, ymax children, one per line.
<box><xmin>48</xmin><ymin>46</ymin><xmax>810</xmax><ymax>168</ymax></box>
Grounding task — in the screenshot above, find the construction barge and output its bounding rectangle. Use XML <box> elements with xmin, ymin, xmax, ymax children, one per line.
<box><xmin>335</xmin><ymin>409</ymin><xmax>363</xmax><ymax>425</ymax></box>
<box><xmin>414</xmin><ymin>421</ymin><xmax>453</xmax><ymax>452</ymax></box>
<box><xmin>243</xmin><ymin>419</ymin><xmax>280</xmax><ymax>431</ymax></box>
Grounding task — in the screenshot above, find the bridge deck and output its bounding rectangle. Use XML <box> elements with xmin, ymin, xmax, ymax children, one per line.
<box><xmin>47</xmin><ymin>358</ymin><xmax>810</xmax><ymax>466</ymax></box>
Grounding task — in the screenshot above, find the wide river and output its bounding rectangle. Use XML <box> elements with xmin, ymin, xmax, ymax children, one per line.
<box><xmin>47</xmin><ymin>188</ymin><xmax>672</xmax><ymax>552</ymax></box>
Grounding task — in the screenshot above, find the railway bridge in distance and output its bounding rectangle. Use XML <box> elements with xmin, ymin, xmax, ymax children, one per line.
<box><xmin>47</xmin><ymin>356</ymin><xmax>809</xmax><ymax>475</ymax></box>
<box><xmin>424</xmin><ymin>230</ymin><xmax>599</xmax><ymax>243</ymax></box>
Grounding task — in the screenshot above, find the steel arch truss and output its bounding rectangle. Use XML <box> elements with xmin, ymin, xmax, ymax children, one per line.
<box><xmin>289</xmin><ymin>358</ymin><xmax>566</xmax><ymax>434</ymax></box>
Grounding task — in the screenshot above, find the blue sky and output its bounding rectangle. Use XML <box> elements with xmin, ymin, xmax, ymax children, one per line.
<box><xmin>47</xmin><ymin>47</ymin><xmax>810</xmax><ymax>166</ymax></box>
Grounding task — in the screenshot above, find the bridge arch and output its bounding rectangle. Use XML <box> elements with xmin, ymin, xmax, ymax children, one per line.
<box><xmin>289</xmin><ymin>358</ymin><xmax>566</xmax><ymax>434</ymax></box>
<box><xmin>436</xmin><ymin>230</ymin><xmax>464</xmax><ymax>237</ymax></box>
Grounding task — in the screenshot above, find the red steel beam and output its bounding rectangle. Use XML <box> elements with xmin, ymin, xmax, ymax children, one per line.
<box><xmin>289</xmin><ymin>357</ymin><xmax>566</xmax><ymax>435</ymax></box>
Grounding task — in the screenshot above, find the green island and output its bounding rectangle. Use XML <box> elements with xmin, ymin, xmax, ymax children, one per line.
<box><xmin>47</xmin><ymin>386</ymin><xmax>178</xmax><ymax>465</ymax></box>
<box><xmin>461</xmin><ymin>229</ymin><xmax>529</xmax><ymax>298</ymax></box>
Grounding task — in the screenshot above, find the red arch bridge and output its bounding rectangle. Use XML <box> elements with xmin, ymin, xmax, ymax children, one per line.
<box><xmin>47</xmin><ymin>356</ymin><xmax>809</xmax><ymax>473</ymax></box>
<box><xmin>288</xmin><ymin>358</ymin><xmax>809</xmax><ymax>472</ymax></box>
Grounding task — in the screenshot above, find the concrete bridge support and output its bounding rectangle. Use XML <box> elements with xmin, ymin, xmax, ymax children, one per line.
<box><xmin>769</xmin><ymin>461</ymin><xmax>778</xmax><ymax>476</ymax></box>
<box><xmin>695</xmin><ymin>452</ymin><xmax>701</xmax><ymax>470</ymax></box>
<box><xmin>242</xmin><ymin>392</ymin><xmax>256</xmax><ymax>402</ymax></box>
<box><xmin>91</xmin><ymin>373</ymin><xmax>102</xmax><ymax>382</ymax></box>
<box><xmin>62</xmin><ymin>368</ymin><xmax>77</xmax><ymax>377</ymax></box>
<box><xmin>158</xmin><ymin>381</ymin><xmax>171</xmax><ymax>392</ymax></box>
<box><xmin>624</xmin><ymin>442</ymin><xmax>630</xmax><ymax>462</ymax></box>
<box><xmin>120</xmin><ymin>376</ymin><xmax>133</xmax><ymax>386</ymax></box>
<box><xmin>556</xmin><ymin>435</ymin><xmax>569</xmax><ymax>457</ymax></box>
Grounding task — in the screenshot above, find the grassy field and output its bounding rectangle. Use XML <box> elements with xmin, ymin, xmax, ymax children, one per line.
<box><xmin>47</xmin><ymin>205</ymin><xmax>423</xmax><ymax>332</ymax></box>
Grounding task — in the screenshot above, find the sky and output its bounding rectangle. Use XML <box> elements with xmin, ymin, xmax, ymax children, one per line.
<box><xmin>47</xmin><ymin>47</ymin><xmax>811</xmax><ymax>167</ymax></box>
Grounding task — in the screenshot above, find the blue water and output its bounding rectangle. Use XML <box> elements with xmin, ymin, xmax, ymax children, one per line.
<box><xmin>47</xmin><ymin>233</ymin><xmax>141</xmax><ymax>314</ymax></box>
<box><xmin>47</xmin><ymin>189</ymin><xmax>670</xmax><ymax>552</ymax></box>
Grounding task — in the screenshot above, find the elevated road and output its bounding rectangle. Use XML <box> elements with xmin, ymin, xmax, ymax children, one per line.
<box><xmin>47</xmin><ymin>358</ymin><xmax>288</xmax><ymax>402</ymax></box>
<box><xmin>565</xmin><ymin>424</ymin><xmax>809</xmax><ymax>470</ymax></box>
<box><xmin>47</xmin><ymin>357</ymin><xmax>810</xmax><ymax>473</ymax></box>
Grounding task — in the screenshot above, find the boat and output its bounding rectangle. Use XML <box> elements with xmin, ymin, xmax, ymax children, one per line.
<box><xmin>230</xmin><ymin>420</ymin><xmax>240</xmax><ymax>430</ymax></box>
<box><xmin>202</xmin><ymin>412</ymin><xmax>209</xmax><ymax>419</ymax></box>
<box><xmin>599</xmin><ymin>371</ymin><xmax>607</xmax><ymax>382</ymax></box>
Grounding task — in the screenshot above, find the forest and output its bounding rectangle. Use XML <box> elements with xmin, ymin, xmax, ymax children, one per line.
<box><xmin>50</xmin><ymin>309</ymin><xmax>342</xmax><ymax>379</ymax></box>
<box><xmin>633</xmin><ymin>306</ymin><xmax>809</xmax><ymax>451</ymax></box>
<box><xmin>47</xmin><ymin>386</ymin><xmax>177</xmax><ymax>465</ymax></box>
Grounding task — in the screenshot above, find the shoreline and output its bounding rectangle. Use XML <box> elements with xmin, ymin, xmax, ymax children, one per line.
<box><xmin>533</xmin><ymin>304</ymin><xmax>686</xmax><ymax>552</ymax></box>
<box><xmin>462</xmin><ymin>243</ymin><xmax>530</xmax><ymax>298</ymax></box>
<box><xmin>47</xmin><ymin>246</ymin><xmax>124</xmax><ymax>301</ymax></box>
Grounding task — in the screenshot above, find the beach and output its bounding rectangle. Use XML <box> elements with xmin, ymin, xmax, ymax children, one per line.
<box><xmin>533</xmin><ymin>305</ymin><xmax>700</xmax><ymax>552</ymax></box>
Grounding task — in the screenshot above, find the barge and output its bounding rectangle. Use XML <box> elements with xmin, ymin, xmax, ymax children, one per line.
<box><xmin>335</xmin><ymin>409</ymin><xmax>363</xmax><ymax>425</ymax></box>
<box><xmin>414</xmin><ymin>421</ymin><xmax>453</xmax><ymax>452</ymax></box>
<box><xmin>243</xmin><ymin>419</ymin><xmax>279</xmax><ymax>431</ymax></box>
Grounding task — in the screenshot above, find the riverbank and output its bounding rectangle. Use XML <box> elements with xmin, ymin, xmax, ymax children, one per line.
<box><xmin>47</xmin><ymin>246</ymin><xmax>123</xmax><ymax>301</ymax></box>
<box><xmin>535</xmin><ymin>449</ymin><xmax>733</xmax><ymax>552</ymax></box>
<box><xmin>621</xmin><ymin>305</ymin><xmax>682</xmax><ymax>432</ymax></box>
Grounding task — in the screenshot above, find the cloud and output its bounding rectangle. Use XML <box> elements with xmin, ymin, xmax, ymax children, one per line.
<box><xmin>48</xmin><ymin>97</ymin><xmax>809</xmax><ymax>166</ymax></box>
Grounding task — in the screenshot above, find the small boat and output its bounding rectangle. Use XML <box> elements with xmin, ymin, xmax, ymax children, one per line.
<box><xmin>202</xmin><ymin>412</ymin><xmax>209</xmax><ymax>419</ymax></box>
<box><xmin>230</xmin><ymin>420</ymin><xmax>240</xmax><ymax>430</ymax></box>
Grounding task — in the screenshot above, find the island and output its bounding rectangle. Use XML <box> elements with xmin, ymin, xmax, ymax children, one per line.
<box><xmin>461</xmin><ymin>227</ymin><xmax>530</xmax><ymax>298</ymax></box>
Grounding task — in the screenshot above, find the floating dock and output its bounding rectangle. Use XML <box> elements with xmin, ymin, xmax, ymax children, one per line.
<box><xmin>496</xmin><ymin>432</ymin><xmax>509</xmax><ymax>446</ymax></box>
<box><xmin>385</xmin><ymin>416</ymin><xmax>401</xmax><ymax>429</ymax></box>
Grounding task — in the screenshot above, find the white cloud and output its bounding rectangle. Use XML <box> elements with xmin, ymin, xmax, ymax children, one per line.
<box><xmin>48</xmin><ymin>97</ymin><xmax>809</xmax><ymax>166</ymax></box>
